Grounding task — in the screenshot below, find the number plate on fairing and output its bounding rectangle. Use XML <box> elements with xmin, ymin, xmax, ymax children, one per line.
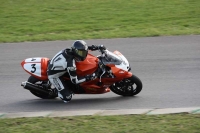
<box><xmin>24</xmin><ymin>61</ymin><xmax>42</xmax><ymax>77</ymax></box>
<box><xmin>21</xmin><ymin>57</ymin><xmax>50</xmax><ymax>80</ymax></box>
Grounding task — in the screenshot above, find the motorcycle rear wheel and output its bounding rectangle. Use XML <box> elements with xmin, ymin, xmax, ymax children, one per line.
<box><xmin>110</xmin><ymin>75</ymin><xmax>142</xmax><ymax>96</ymax></box>
<box><xmin>28</xmin><ymin>76</ymin><xmax>57</xmax><ymax>99</ymax></box>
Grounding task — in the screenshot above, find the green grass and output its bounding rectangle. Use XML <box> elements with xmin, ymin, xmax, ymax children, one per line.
<box><xmin>0</xmin><ymin>114</ymin><xmax>200</xmax><ymax>133</ymax></box>
<box><xmin>0</xmin><ymin>0</ymin><xmax>199</xmax><ymax>43</ymax></box>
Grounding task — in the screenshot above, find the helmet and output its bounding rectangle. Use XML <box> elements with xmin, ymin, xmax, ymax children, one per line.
<box><xmin>72</xmin><ymin>40</ymin><xmax>88</xmax><ymax>61</ymax></box>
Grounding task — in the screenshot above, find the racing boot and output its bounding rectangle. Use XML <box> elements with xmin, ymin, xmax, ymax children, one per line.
<box><xmin>58</xmin><ymin>88</ymin><xmax>72</xmax><ymax>103</ymax></box>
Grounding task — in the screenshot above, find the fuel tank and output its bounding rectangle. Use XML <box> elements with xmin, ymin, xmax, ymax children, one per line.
<box><xmin>76</xmin><ymin>53</ymin><xmax>99</xmax><ymax>77</ymax></box>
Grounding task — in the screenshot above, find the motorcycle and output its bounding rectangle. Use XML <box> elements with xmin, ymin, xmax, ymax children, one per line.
<box><xmin>21</xmin><ymin>47</ymin><xmax>143</xmax><ymax>100</ymax></box>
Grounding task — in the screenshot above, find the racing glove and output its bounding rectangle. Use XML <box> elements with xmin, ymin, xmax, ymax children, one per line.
<box><xmin>98</xmin><ymin>45</ymin><xmax>106</xmax><ymax>50</ymax></box>
<box><xmin>88</xmin><ymin>45</ymin><xmax>106</xmax><ymax>51</ymax></box>
<box><xmin>88</xmin><ymin>45</ymin><xmax>98</xmax><ymax>51</ymax></box>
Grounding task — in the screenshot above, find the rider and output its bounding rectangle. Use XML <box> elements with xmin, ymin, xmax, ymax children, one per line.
<box><xmin>47</xmin><ymin>40</ymin><xmax>106</xmax><ymax>103</ymax></box>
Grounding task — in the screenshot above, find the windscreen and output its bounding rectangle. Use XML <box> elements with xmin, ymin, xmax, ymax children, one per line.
<box><xmin>101</xmin><ymin>51</ymin><xmax>122</xmax><ymax>65</ymax></box>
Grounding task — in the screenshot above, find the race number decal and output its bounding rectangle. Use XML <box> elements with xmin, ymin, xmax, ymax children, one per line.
<box><xmin>24</xmin><ymin>63</ymin><xmax>41</xmax><ymax>77</ymax></box>
<box><xmin>31</xmin><ymin>64</ymin><xmax>36</xmax><ymax>73</ymax></box>
<box><xmin>21</xmin><ymin>57</ymin><xmax>49</xmax><ymax>80</ymax></box>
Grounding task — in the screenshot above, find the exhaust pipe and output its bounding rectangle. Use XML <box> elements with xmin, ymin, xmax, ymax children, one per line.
<box><xmin>21</xmin><ymin>81</ymin><xmax>50</xmax><ymax>95</ymax></box>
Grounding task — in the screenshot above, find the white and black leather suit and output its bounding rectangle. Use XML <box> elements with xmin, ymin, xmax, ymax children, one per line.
<box><xmin>47</xmin><ymin>44</ymin><xmax>104</xmax><ymax>102</ymax></box>
<box><xmin>47</xmin><ymin>48</ymin><xmax>86</xmax><ymax>102</ymax></box>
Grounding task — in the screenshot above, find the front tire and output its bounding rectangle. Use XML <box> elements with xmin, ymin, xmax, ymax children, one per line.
<box><xmin>110</xmin><ymin>75</ymin><xmax>142</xmax><ymax>96</ymax></box>
<box><xmin>28</xmin><ymin>76</ymin><xmax>57</xmax><ymax>99</ymax></box>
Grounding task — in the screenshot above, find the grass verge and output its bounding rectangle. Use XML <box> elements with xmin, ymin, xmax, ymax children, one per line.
<box><xmin>0</xmin><ymin>0</ymin><xmax>200</xmax><ymax>43</ymax></box>
<box><xmin>0</xmin><ymin>114</ymin><xmax>200</xmax><ymax>133</ymax></box>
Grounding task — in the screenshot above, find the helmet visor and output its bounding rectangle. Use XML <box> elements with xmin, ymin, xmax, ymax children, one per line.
<box><xmin>75</xmin><ymin>49</ymin><xmax>88</xmax><ymax>58</ymax></box>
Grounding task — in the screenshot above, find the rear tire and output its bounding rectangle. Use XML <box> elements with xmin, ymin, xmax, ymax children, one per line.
<box><xmin>110</xmin><ymin>75</ymin><xmax>142</xmax><ymax>96</ymax></box>
<box><xmin>28</xmin><ymin>76</ymin><xmax>57</xmax><ymax>99</ymax></box>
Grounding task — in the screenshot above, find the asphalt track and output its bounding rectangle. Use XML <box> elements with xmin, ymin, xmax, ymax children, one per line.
<box><xmin>0</xmin><ymin>35</ymin><xmax>199</xmax><ymax>113</ymax></box>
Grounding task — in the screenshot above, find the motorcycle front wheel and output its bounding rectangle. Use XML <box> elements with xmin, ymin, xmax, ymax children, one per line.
<box><xmin>28</xmin><ymin>76</ymin><xmax>57</xmax><ymax>99</ymax></box>
<box><xmin>110</xmin><ymin>75</ymin><xmax>143</xmax><ymax>96</ymax></box>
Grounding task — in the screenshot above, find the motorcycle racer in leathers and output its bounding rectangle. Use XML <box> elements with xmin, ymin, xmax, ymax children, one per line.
<box><xmin>47</xmin><ymin>40</ymin><xmax>105</xmax><ymax>103</ymax></box>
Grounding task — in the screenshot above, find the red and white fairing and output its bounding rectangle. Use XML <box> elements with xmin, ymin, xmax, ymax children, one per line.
<box><xmin>113</xmin><ymin>50</ymin><xmax>130</xmax><ymax>71</ymax></box>
<box><xmin>21</xmin><ymin>57</ymin><xmax>49</xmax><ymax>80</ymax></box>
